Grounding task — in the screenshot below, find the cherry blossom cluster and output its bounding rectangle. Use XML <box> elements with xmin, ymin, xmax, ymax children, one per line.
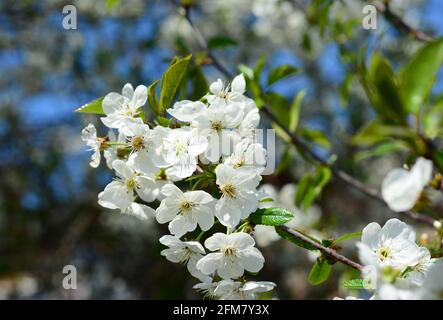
<box><xmin>337</xmin><ymin>217</ymin><xmax>443</xmax><ymax>300</ymax></box>
<box><xmin>336</xmin><ymin>158</ymin><xmax>443</xmax><ymax>300</ymax></box>
<box><xmin>81</xmin><ymin>74</ymin><xmax>276</xmax><ymax>299</ymax></box>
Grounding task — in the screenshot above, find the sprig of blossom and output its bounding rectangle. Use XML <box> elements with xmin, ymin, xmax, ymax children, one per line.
<box><xmin>80</xmin><ymin>75</ymin><xmax>276</xmax><ymax>300</ymax></box>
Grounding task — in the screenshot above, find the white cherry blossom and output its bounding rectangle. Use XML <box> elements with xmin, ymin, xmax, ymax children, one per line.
<box><xmin>159</xmin><ymin>235</ymin><xmax>211</xmax><ymax>282</ymax></box>
<box><xmin>81</xmin><ymin>123</ymin><xmax>103</xmax><ymax>168</ymax></box>
<box><xmin>206</xmin><ymin>74</ymin><xmax>246</xmax><ymax>107</ymax></box>
<box><xmin>381</xmin><ymin>157</ymin><xmax>432</xmax><ymax>212</ymax></box>
<box><xmin>101</xmin><ymin>83</ymin><xmax>147</xmax><ymax>131</ymax></box>
<box><xmin>357</xmin><ymin>218</ymin><xmax>421</xmax><ymax>271</ymax></box>
<box><xmin>214</xmin><ymin>164</ymin><xmax>261</xmax><ymax>228</ymax></box>
<box><xmin>196</xmin><ymin>232</ymin><xmax>265</xmax><ymax>279</ymax></box>
<box><xmin>98</xmin><ymin>159</ymin><xmax>157</xmax><ymax>218</ymax></box>
<box><xmin>156</xmin><ymin>184</ymin><xmax>215</xmax><ymax>238</ymax></box>
<box><xmin>161</xmin><ymin>127</ymin><xmax>208</xmax><ymax>179</ymax></box>
<box><xmin>167</xmin><ymin>100</ymin><xmax>207</xmax><ymax>122</ymax></box>
<box><xmin>224</xmin><ymin>138</ymin><xmax>266</xmax><ymax>174</ymax></box>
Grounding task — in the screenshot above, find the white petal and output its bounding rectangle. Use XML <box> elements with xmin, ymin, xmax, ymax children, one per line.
<box><xmin>204</xmin><ymin>233</ymin><xmax>228</xmax><ymax>251</ymax></box>
<box><xmin>411</xmin><ymin>157</ymin><xmax>433</xmax><ymax>187</ymax></box>
<box><xmin>128</xmin><ymin>203</ymin><xmax>155</xmax><ymax>220</ymax></box>
<box><xmin>229</xmin><ymin>232</ymin><xmax>255</xmax><ymax>250</ymax></box>
<box><xmin>156</xmin><ymin>200</ymin><xmax>180</xmax><ymax>224</ymax></box>
<box><xmin>196</xmin><ymin>253</ymin><xmax>223</xmax><ymax>275</ymax></box>
<box><xmin>161</xmin><ymin>184</ymin><xmax>183</xmax><ymax>199</ymax></box>
<box><xmin>231</xmin><ymin>74</ymin><xmax>246</xmax><ymax>93</ymax></box>
<box><xmin>159</xmin><ymin>235</ymin><xmax>183</xmax><ymax>248</ymax></box>
<box><xmin>112</xmin><ymin>160</ymin><xmax>133</xmax><ymax>179</ymax></box>
<box><xmin>135</xmin><ymin>176</ymin><xmax>157</xmax><ymax>203</ymax></box>
<box><xmin>186</xmin><ymin>190</ymin><xmax>214</xmax><ymax>204</ymax></box>
<box><xmin>209</xmin><ymin>79</ymin><xmax>223</xmax><ymax>95</ymax></box>
<box><xmin>81</xmin><ymin>123</ymin><xmax>97</xmax><ymax>142</ymax></box>
<box><xmin>90</xmin><ymin>150</ymin><xmax>101</xmax><ymax>168</ymax></box>
<box><xmin>132</xmin><ymin>85</ymin><xmax>148</xmax><ymax>108</ymax></box>
<box><xmin>122</xmin><ymin>83</ymin><xmax>134</xmax><ymax>99</ymax></box>
<box><xmin>361</xmin><ymin>222</ymin><xmax>381</xmax><ymax>249</ymax></box>
<box><xmin>98</xmin><ymin>181</ymin><xmax>132</xmax><ymax>209</ymax></box>
<box><xmin>169</xmin><ymin>215</ymin><xmax>197</xmax><ymax>238</ymax></box>
<box><xmin>102</xmin><ymin>92</ymin><xmax>125</xmax><ymax>115</ymax></box>
<box><xmin>237</xmin><ymin>247</ymin><xmax>264</xmax><ymax>272</ymax></box>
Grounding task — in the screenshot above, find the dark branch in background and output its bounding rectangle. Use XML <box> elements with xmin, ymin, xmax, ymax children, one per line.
<box><xmin>182</xmin><ymin>6</ymin><xmax>438</xmax><ymax>227</ymax></box>
<box><xmin>277</xmin><ymin>225</ymin><xmax>364</xmax><ymax>271</ymax></box>
<box><xmin>373</xmin><ymin>1</ymin><xmax>434</xmax><ymax>42</ymax></box>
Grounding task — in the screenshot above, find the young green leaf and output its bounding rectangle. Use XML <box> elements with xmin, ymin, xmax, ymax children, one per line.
<box><xmin>401</xmin><ymin>38</ymin><xmax>443</xmax><ymax>114</ymax></box>
<box><xmin>207</xmin><ymin>36</ymin><xmax>238</xmax><ymax>49</ymax></box>
<box><xmin>289</xmin><ymin>90</ymin><xmax>306</xmax><ymax>133</ymax></box>
<box><xmin>299</xmin><ymin>128</ymin><xmax>331</xmax><ymax>150</ymax></box>
<box><xmin>295</xmin><ymin>166</ymin><xmax>331</xmax><ymax>209</ymax></box>
<box><xmin>275</xmin><ymin>226</ymin><xmax>319</xmax><ymax>251</ymax></box>
<box><xmin>359</xmin><ymin>50</ymin><xmax>406</xmax><ymax>124</ymax></box>
<box><xmin>159</xmin><ymin>54</ymin><xmax>192</xmax><ymax>114</ymax></box>
<box><xmin>331</xmin><ymin>231</ymin><xmax>362</xmax><ymax>247</ymax></box>
<box><xmin>147</xmin><ymin>80</ymin><xmax>160</xmax><ymax>115</ymax></box>
<box><xmin>267</xmin><ymin>65</ymin><xmax>300</xmax><ymax>86</ymax></box>
<box><xmin>308</xmin><ymin>260</ymin><xmax>332</xmax><ymax>285</ymax></box>
<box><xmin>250</xmin><ymin>207</ymin><xmax>294</xmax><ymax>226</ymax></box>
<box><xmin>75</xmin><ymin>97</ymin><xmax>105</xmax><ymax>114</ymax></box>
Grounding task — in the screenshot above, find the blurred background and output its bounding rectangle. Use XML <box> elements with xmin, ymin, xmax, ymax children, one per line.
<box><xmin>0</xmin><ymin>0</ymin><xmax>442</xmax><ymax>299</ymax></box>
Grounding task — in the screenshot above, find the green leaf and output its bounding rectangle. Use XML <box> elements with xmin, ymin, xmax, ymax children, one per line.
<box><xmin>207</xmin><ymin>36</ymin><xmax>238</xmax><ymax>49</ymax></box>
<box><xmin>267</xmin><ymin>65</ymin><xmax>300</xmax><ymax>86</ymax></box>
<box><xmin>159</xmin><ymin>54</ymin><xmax>192</xmax><ymax>114</ymax></box>
<box><xmin>359</xmin><ymin>50</ymin><xmax>406</xmax><ymax>124</ymax></box>
<box><xmin>75</xmin><ymin>97</ymin><xmax>105</xmax><ymax>114</ymax></box>
<box><xmin>190</xmin><ymin>66</ymin><xmax>209</xmax><ymax>100</ymax></box>
<box><xmin>155</xmin><ymin>116</ymin><xmax>170</xmax><ymax>127</ymax></box>
<box><xmin>350</xmin><ymin>120</ymin><xmax>417</xmax><ymax>147</ymax></box>
<box><xmin>343</xmin><ymin>278</ymin><xmax>365</xmax><ymax>289</ymax></box>
<box><xmin>308</xmin><ymin>260</ymin><xmax>332</xmax><ymax>285</ymax></box>
<box><xmin>275</xmin><ymin>227</ymin><xmax>318</xmax><ymax>251</ymax></box>
<box><xmin>295</xmin><ymin>166</ymin><xmax>331</xmax><ymax>209</ymax></box>
<box><xmin>331</xmin><ymin>232</ymin><xmax>362</xmax><ymax>247</ymax></box>
<box><xmin>401</xmin><ymin>38</ymin><xmax>443</xmax><ymax>114</ymax></box>
<box><xmin>275</xmin><ymin>147</ymin><xmax>292</xmax><ymax>175</ymax></box>
<box><xmin>354</xmin><ymin>141</ymin><xmax>409</xmax><ymax>162</ymax></box>
<box><xmin>264</xmin><ymin>92</ymin><xmax>290</xmax><ymax>127</ymax></box>
<box><xmin>250</xmin><ymin>207</ymin><xmax>294</xmax><ymax>227</ymax></box>
<box><xmin>299</xmin><ymin>128</ymin><xmax>331</xmax><ymax>150</ymax></box>
<box><xmin>289</xmin><ymin>90</ymin><xmax>306</xmax><ymax>133</ymax></box>
<box><xmin>147</xmin><ymin>80</ymin><xmax>160</xmax><ymax>115</ymax></box>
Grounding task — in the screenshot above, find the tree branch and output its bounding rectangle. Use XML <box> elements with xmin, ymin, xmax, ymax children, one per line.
<box><xmin>277</xmin><ymin>225</ymin><xmax>364</xmax><ymax>271</ymax></box>
<box><xmin>373</xmin><ymin>1</ymin><xmax>434</xmax><ymax>42</ymax></box>
<box><xmin>182</xmin><ymin>5</ymin><xmax>438</xmax><ymax>227</ymax></box>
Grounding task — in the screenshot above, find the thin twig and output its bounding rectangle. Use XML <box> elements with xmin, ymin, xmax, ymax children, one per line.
<box><xmin>182</xmin><ymin>5</ymin><xmax>438</xmax><ymax>227</ymax></box>
<box><xmin>373</xmin><ymin>1</ymin><xmax>434</xmax><ymax>42</ymax></box>
<box><xmin>277</xmin><ymin>225</ymin><xmax>363</xmax><ymax>271</ymax></box>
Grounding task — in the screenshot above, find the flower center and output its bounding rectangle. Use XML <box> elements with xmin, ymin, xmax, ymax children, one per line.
<box><xmin>234</xmin><ymin>159</ymin><xmax>245</xmax><ymax>168</ymax></box>
<box><xmin>125</xmin><ymin>177</ymin><xmax>138</xmax><ymax>190</ymax></box>
<box><xmin>377</xmin><ymin>246</ymin><xmax>391</xmax><ymax>261</ymax></box>
<box><xmin>211</xmin><ymin>121</ymin><xmax>223</xmax><ymax>132</ymax></box>
<box><xmin>222</xmin><ymin>245</ymin><xmax>236</xmax><ymax>257</ymax></box>
<box><xmin>131</xmin><ymin>135</ymin><xmax>145</xmax><ymax>151</ymax></box>
<box><xmin>179</xmin><ymin>200</ymin><xmax>194</xmax><ymax>214</ymax></box>
<box><xmin>220</xmin><ymin>184</ymin><xmax>236</xmax><ymax>198</ymax></box>
<box><xmin>98</xmin><ymin>137</ymin><xmax>109</xmax><ymax>151</ymax></box>
<box><xmin>174</xmin><ymin>141</ymin><xmax>188</xmax><ymax>155</ymax></box>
